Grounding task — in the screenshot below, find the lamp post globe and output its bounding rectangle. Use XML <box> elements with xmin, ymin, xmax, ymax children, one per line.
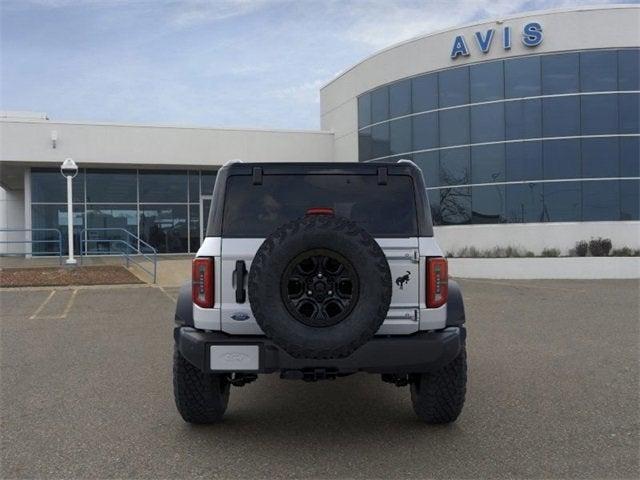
<box><xmin>60</xmin><ymin>158</ymin><xmax>78</xmax><ymax>265</ymax></box>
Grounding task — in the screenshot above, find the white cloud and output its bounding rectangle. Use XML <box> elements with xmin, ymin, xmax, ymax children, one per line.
<box><xmin>337</xmin><ymin>0</ymin><xmax>596</xmax><ymax>49</ymax></box>
<box><xmin>168</xmin><ymin>0</ymin><xmax>280</xmax><ymax>28</ymax></box>
<box><xmin>271</xmin><ymin>78</ymin><xmax>324</xmax><ymax>105</ymax></box>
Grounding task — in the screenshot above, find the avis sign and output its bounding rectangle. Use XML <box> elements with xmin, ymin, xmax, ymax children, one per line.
<box><xmin>450</xmin><ymin>22</ymin><xmax>543</xmax><ymax>59</ymax></box>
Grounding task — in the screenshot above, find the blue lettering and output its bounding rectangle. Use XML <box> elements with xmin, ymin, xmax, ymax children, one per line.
<box><xmin>503</xmin><ymin>26</ymin><xmax>511</xmax><ymax>50</ymax></box>
<box><xmin>450</xmin><ymin>35</ymin><xmax>470</xmax><ymax>59</ymax></box>
<box><xmin>522</xmin><ymin>22</ymin><xmax>543</xmax><ymax>47</ymax></box>
<box><xmin>474</xmin><ymin>29</ymin><xmax>495</xmax><ymax>53</ymax></box>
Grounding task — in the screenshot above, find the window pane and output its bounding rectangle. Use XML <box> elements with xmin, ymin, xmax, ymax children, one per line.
<box><xmin>201</xmin><ymin>170</ymin><xmax>217</xmax><ymax>197</ymax></box>
<box><xmin>222</xmin><ymin>175</ymin><xmax>419</xmax><ymax>237</ymax></box>
<box><xmin>621</xmin><ymin>137</ymin><xmax>640</xmax><ymax>177</ymax></box>
<box><xmin>440</xmin><ymin>147</ymin><xmax>470</xmax><ymax>186</ymax></box>
<box><xmin>472</xmin><ymin>144</ymin><xmax>505</xmax><ymax>184</ymax></box>
<box><xmin>31</xmin><ymin>168</ymin><xmax>84</xmax><ymax>203</ymax></box>
<box><xmin>189</xmin><ymin>204</ymin><xmax>200</xmax><ymax>252</ymax></box>
<box><xmin>440</xmin><ymin>187</ymin><xmax>471</xmax><ymax>225</ymax></box>
<box><xmin>371</xmin><ymin>123</ymin><xmax>390</xmax><ymax>158</ymax></box>
<box><xmin>357</xmin><ymin>128</ymin><xmax>373</xmax><ymax>161</ymax></box>
<box><xmin>505</xmin><ymin>98</ymin><xmax>541</xmax><ymax>140</ymax></box>
<box><xmin>371</xmin><ymin>87</ymin><xmax>389</xmax><ymax>123</ymax></box>
<box><xmin>139</xmin><ymin>205</ymin><xmax>188</xmax><ymax>253</ymax></box>
<box><xmin>619</xmin><ymin>49</ymin><xmax>640</xmax><ymax>91</ymax></box>
<box><xmin>582</xmin><ymin>180</ymin><xmax>620</xmax><ymax>221</ymax></box>
<box><xmin>542</xmin><ymin>96</ymin><xmax>580</xmax><ymax>137</ymax></box>
<box><xmin>439</xmin><ymin>108</ymin><xmax>469</xmax><ymax>147</ymax></box>
<box><xmin>619</xmin><ymin>93</ymin><xmax>640</xmax><ymax>134</ymax></box>
<box><xmin>412</xmin><ymin>112</ymin><xmax>438</xmax><ymax>151</ymax></box>
<box><xmin>470</xmin><ymin>103</ymin><xmax>504</xmax><ymax>143</ymax></box>
<box><xmin>506</xmin><ymin>183</ymin><xmax>543</xmax><ymax>223</ymax></box>
<box><xmin>389</xmin><ymin>117</ymin><xmax>412</xmax><ymax>155</ymax></box>
<box><xmin>580</xmin><ymin>51</ymin><xmax>617</xmax><ymax>92</ymax></box>
<box><xmin>188</xmin><ymin>171</ymin><xmax>200</xmax><ymax>202</ymax></box>
<box><xmin>470</xmin><ymin>61</ymin><xmax>504</xmax><ymax>102</ymax></box>
<box><xmin>581</xmin><ymin>94</ymin><xmax>618</xmax><ymax>135</ymax></box>
<box><xmin>505</xmin><ymin>56</ymin><xmax>541</xmax><ymax>98</ymax></box>
<box><xmin>427</xmin><ymin>189</ymin><xmax>441</xmax><ymax>226</ymax></box>
<box><xmin>620</xmin><ymin>179</ymin><xmax>640</xmax><ymax>220</ymax></box>
<box><xmin>412</xmin><ymin>74</ymin><xmax>438</xmax><ymax>112</ymax></box>
<box><xmin>582</xmin><ymin>138</ymin><xmax>619</xmax><ymax>178</ymax></box>
<box><xmin>389</xmin><ymin>79</ymin><xmax>411</xmax><ymax>117</ymax></box>
<box><xmin>358</xmin><ymin>128</ymin><xmax>373</xmax><ymax>161</ymax></box>
<box><xmin>31</xmin><ymin>204</ymin><xmax>84</xmax><ymax>255</ymax></box>
<box><xmin>544</xmin><ymin>139</ymin><xmax>580</xmax><ymax>180</ymax></box>
<box><xmin>358</xmin><ymin>93</ymin><xmax>371</xmax><ymax>128</ymax></box>
<box><xmin>542</xmin><ymin>53</ymin><xmax>579</xmax><ymax>94</ymax></box>
<box><xmin>506</xmin><ymin>141</ymin><xmax>543</xmax><ymax>181</ymax></box>
<box><xmin>86</xmin><ymin>169</ymin><xmax>136</xmax><ymax>203</ymax></box>
<box><xmin>140</xmin><ymin>170</ymin><xmax>187</xmax><ymax>203</ymax></box>
<box><xmin>543</xmin><ymin>182</ymin><xmax>581</xmax><ymax>222</ymax></box>
<box><xmin>439</xmin><ymin>67</ymin><xmax>469</xmax><ymax>107</ymax></box>
<box><xmin>413</xmin><ymin>151</ymin><xmax>439</xmax><ymax>187</ymax></box>
<box><xmin>86</xmin><ymin>205</ymin><xmax>138</xmax><ymax>254</ymax></box>
<box><xmin>472</xmin><ymin>185</ymin><xmax>505</xmax><ymax>224</ymax></box>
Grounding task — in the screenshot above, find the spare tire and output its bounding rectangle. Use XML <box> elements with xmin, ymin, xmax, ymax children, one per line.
<box><xmin>248</xmin><ymin>215</ymin><xmax>392</xmax><ymax>359</ymax></box>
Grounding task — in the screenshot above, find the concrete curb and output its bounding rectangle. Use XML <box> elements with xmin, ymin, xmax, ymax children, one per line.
<box><xmin>449</xmin><ymin>257</ymin><xmax>640</xmax><ymax>279</ymax></box>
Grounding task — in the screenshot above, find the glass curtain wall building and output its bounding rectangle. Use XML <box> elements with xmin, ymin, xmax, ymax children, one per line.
<box><xmin>30</xmin><ymin>168</ymin><xmax>217</xmax><ymax>254</ymax></box>
<box><xmin>357</xmin><ymin>49</ymin><xmax>640</xmax><ymax>226</ymax></box>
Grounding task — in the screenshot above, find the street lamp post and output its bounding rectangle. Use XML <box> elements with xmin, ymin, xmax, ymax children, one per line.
<box><xmin>60</xmin><ymin>158</ymin><xmax>78</xmax><ymax>265</ymax></box>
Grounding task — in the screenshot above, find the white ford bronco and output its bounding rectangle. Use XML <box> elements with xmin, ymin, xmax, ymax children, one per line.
<box><xmin>173</xmin><ymin>161</ymin><xmax>467</xmax><ymax>424</ymax></box>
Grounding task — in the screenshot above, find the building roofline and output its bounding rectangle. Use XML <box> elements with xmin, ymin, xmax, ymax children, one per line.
<box><xmin>320</xmin><ymin>4</ymin><xmax>639</xmax><ymax>91</ymax></box>
<box><xmin>0</xmin><ymin>117</ymin><xmax>334</xmax><ymax>136</ymax></box>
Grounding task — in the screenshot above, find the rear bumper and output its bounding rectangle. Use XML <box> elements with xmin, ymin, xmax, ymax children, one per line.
<box><xmin>174</xmin><ymin>326</ymin><xmax>465</xmax><ymax>375</ymax></box>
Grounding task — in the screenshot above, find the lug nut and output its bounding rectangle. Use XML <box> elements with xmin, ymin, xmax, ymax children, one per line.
<box><xmin>328</xmin><ymin>290</ymin><xmax>333</xmax><ymax>295</ymax></box>
<box><xmin>317</xmin><ymin>273</ymin><xmax>323</xmax><ymax>278</ymax></box>
<box><xmin>307</xmin><ymin>290</ymin><xmax>313</xmax><ymax>295</ymax></box>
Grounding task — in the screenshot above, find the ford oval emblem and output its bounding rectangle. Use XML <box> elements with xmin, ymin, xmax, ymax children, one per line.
<box><xmin>231</xmin><ymin>312</ymin><xmax>250</xmax><ymax>321</ymax></box>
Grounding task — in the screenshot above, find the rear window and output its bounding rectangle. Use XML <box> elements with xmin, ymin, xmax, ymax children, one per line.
<box><xmin>222</xmin><ymin>174</ymin><xmax>418</xmax><ymax>237</ymax></box>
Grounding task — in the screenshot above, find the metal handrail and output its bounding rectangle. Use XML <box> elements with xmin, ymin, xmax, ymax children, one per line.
<box><xmin>0</xmin><ymin>228</ymin><xmax>64</xmax><ymax>264</ymax></box>
<box><xmin>79</xmin><ymin>228</ymin><xmax>157</xmax><ymax>283</ymax></box>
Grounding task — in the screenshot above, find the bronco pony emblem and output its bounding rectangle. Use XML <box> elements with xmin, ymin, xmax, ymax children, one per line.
<box><xmin>395</xmin><ymin>271</ymin><xmax>411</xmax><ymax>289</ymax></box>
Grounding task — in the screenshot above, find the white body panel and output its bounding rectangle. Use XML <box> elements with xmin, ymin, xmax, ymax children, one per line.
<box><xmin>194</xmin><ymin>236</ymin><xmax>447</xmax><ymax>333</ymax></box>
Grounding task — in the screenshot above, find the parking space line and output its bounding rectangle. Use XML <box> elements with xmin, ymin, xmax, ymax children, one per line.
<box><xmin>29</xmin><ymin>290</ymin><xmax>56</xmax><ymax>319</ymax></box>
<box><xmin>158</xmin><ymin>286</ymin><xmax>177</xmax><ymax>303</ymax></box>
<box><xmin>59</xmin><ymin>289</ymin><xmax>78</xmax><ymax>319</ymax></box>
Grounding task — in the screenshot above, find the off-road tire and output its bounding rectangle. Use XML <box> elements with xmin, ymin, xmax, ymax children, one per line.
<box><xmin>173</xmin><ymin>345</ymin><xmax>230</xmax><ymax>424</ymax></box>
<box><xmin>248</xmin><ymin>214</ymin><xmax>392</xmax><ymax>359</ymax></box>
<box><xmin>410</xmin><ymin>344</ymin><xmax>467</xmax><ymax>424</ymax></box>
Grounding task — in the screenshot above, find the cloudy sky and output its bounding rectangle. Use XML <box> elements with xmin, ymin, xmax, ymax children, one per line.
<box><xmin>0</xmin><ymin>0</ymin><xmax>632</xmax><ymax>129</ymax></box>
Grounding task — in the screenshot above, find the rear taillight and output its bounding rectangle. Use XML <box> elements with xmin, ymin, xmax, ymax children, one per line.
<box><xmin>427</xmin><ymin>257</ymin><xmax>448</xmax><ymax>308</ymax></box>
<box><xmin>192</xmin><ymin>258</ymin><xmax>214</xmax><ymax>308</ymax></box>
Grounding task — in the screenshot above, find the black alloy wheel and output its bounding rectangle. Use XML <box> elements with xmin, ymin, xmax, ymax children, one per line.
<box><xmin>281</xmin><ymin>249</ymin><xmax>359</xmax><ymax>327</ymax></box>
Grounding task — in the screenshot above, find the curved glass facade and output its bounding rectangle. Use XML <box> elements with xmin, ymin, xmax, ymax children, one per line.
<box><xmin>357</xmin><ymin>49</ymin><xmax>640</xmax><ymax>225</ymax></box>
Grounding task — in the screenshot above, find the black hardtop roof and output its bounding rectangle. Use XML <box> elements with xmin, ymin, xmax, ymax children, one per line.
<box><xmin>220</xmin><ymin>161</ymin><xmax>422</xmax><ymax>177</ymax></box>
<box><xmin>207</xmin><ymin>160</ymin><xmax>433</xmax><ymax>237</ymax></box>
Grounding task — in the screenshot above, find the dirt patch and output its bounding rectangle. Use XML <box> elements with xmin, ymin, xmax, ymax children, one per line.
<box><xmin>0</xmin><ymin>266</ymin><xmax>144</xmax><ymax>287</ymax></box>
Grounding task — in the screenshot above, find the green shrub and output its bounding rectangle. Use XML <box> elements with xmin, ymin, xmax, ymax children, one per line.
<box><xmin>453</xmin><ymin>246</ymin><xmax>541</xmax><ymax>258</ymax></box>
<box><xmin>588</xmin><ymin>237</ymin><xmax>612</xmax><ymax>257</ymax></box>
<box><xmin>541</xmin><ymin>248</ymin><xmax>560</xmax><ymax>257</ymax></box>
<box><xmin>610</xmin><ymin>247</ymin><xmax>640</xmax><ymax>257</ymax></box>
<box><xmin>574</xmin><ymin>240</ymin><xmax>588</xmax><ymax>257</ymax></box>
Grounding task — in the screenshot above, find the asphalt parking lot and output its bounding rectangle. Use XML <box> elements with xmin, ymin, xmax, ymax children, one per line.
<box><xmin>1</xmin><ymin>279</ymin><xmax>638</xmax><ymax>479</ymax></box>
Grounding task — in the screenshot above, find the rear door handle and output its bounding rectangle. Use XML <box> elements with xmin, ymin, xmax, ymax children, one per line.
<box><xmin>235</xmin><ymin>260</ymin><xmax>247</xmax><ymax>303</ymax></box>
